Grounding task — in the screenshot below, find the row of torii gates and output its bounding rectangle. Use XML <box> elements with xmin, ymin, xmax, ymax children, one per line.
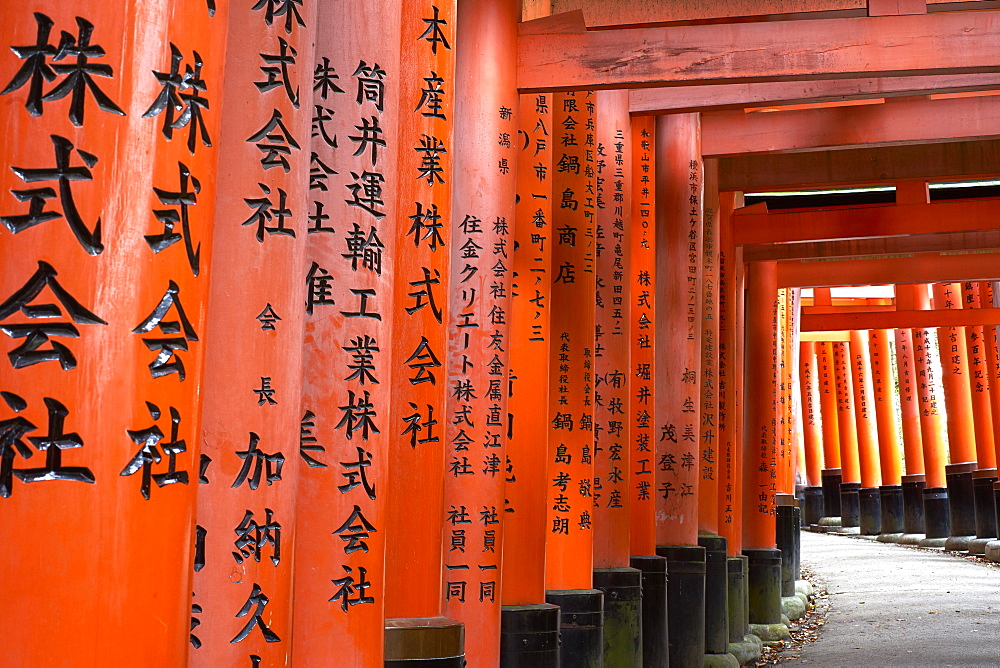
<box><xmin>4</xmin><ymin>0</ymin><xmax>1000</xmax><ymax>666</ymax></box>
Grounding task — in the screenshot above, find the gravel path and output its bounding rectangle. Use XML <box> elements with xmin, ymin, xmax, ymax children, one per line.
<box><xmin>784</xmin><ymin>531</ymin><xmax>1000</xmax><ymax>667</ymax></box>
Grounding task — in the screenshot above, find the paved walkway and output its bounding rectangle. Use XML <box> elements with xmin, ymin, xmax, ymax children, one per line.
<box><xmin>788</xmin><ymin>531</ymin><xmax>1000</xmax><ymax>667</ymax></box>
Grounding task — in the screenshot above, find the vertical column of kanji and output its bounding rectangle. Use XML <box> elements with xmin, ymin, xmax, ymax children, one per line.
<box><xmin>776</xmin><ymin>289</ymin><xmax>791</xmax><ymax>494</ymax></box>
<box><xmin>932</xmin><ymin>282</ymin><xmax>977</xmax><ymax>465</ymax></box>
<box><xmin>742</xmin><ymin>261</ymin><xmax>778</xmax><ymax>549</ymax></box>
<box><xmin>698</xmin><ymin>159</ymin><xmax>720</xmax><ymax>533</ymax></box>
<box><xmin>913</xmin><ymin>327</ymin><xmax>947</xmax><ymax>489</ymax></box>
<box><xmin>629</xmin><ymin>117</ymin><xmax>656</xmax><ymax>557</ymax></box>
<box><xmin>0</xmin><ymin>2</ymin><xmax>226</xmax><ymax>663</ymax></box>
<box><xmin>868</xmin><ymin>330</ymin><xmax>903</xmax><ymax>485</ymax></box>
<box><xmin>799</xmin><ymin>342</ymin><xmax>823</xmax><ymax>488</ymax></box>
<box><xmin>546</xmin><ymin>90</ymin><xmax>597</xmax><ymax>588</ymax></box>
<box><xmin>295</xmin><ymin>3</ymin><xmax>401</xmax><ymax>664</ymax></box>
<box><xmin>894</xmin><ymin>328</ymin><xmax>925</xmax><ymax>475</ymax></box>
<box><xmin>850</xmin><ymin>331</ymin><xmax>882</xmax><ymax>490</ymax></box>
<box><xmin>981</xmin><ymin>283</ymin><xmax>1000</xmax><ymax>467</ymax></box>
<box><xmin>193</xmin><ymin>0</ymin><xmax>310</xmax><ymax>662</ymax></box>
<box><xmin>503</xmin><ymin>91</ymin><xmax>553</xmax><ymax>606</ymax></box>
<box><xmin>717</xmin><ymin>191</ymin><xmax>744</xmax><ymax>551</ymax></box>
<box><xmin>384</xmin><ymin>0</ymin><xmax>455</xmax><ymax>625</ymax></box>
<box><xmin>961</xmin><ymin>282</ymin><xmax>996</xmax><ymax>470</ymax></box>
<box><xmin>833</xmin><ymin>342</ymin><xmax>861</xmax><ymax>485</ymax></box>
<box><xmin>441</xmin><ymin>1</ymin><xmax>518</xmax><ymax>664</ymax></box>
<box><xmin>593</xmin><ymin>89</ymin><xmax>631</xmax><ymax>569</ymax></box>
<box><xmin>654</xmin><ymin>113</ymin><xmax>703</xmax><ymax>548</ymax></box>
<box><xmin>817</xmin><ymin>343</ymin><xmax>842</xmax><ymax>473</ymax></box>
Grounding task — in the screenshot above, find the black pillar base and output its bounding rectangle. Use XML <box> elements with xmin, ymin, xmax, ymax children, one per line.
<box><xmin>973</xmin><ymin>469</ymin><xmax>998</xmax><ymax>539</ymax></box>
<box><xmin>657</xmin><ymin>544</ymin><xmax>706</xmax><ymax>667</ymax></box>
<box><xmin>902</xmin><ymin>474</ymin><xmax>926</xmax><ymax>536</ymax></box>
<box><xmin>859</xmin><ymin>486</ymin><xmax>882</xmax><ymax>535</ymax></box>
<box><xmin>545</xmin><ymin>589</ymin><xmax>603</xmax><ymax>668</ymax></box>
<box><xmin>500</xmin><ymin>604</ymin><xmax>560</xmax><ymax>668</ymax></box>
<box><xmin>775</xmin><ymin>506</ymin><xmax>798</xmax><ymax>596</ymax></box>
<box><xmin>840</xmin><ymin>481</ymin><xmax>861</xmax><ymax>528</ymax></box>
<box><xmin>821</xmin><ymin>468</ymin><xmax>843</xmax><ymax>518</ymax></box>
<box><xmin>743</xmin><ymin>548</ymin><xmax>782</xmax><ymax>625</ymax></box>
<box><xmin>385</xmin><ymin>617</ymin><xmax>465</xmax><ymax>668</ymax></box>
<box><xmin>698</xmin><ymin>534</ymin><xmax>730</xmax><ymax>655</ymax></box>
<box><xmin>878</xmin><ymin>484</ymin><xmax>905</xmax><ymax>537</ymax></box>
<box><xmin>593</xmin><ymin>568</ymin><xmax>642</xmax><ymax>667</ymax></box>
<box><xmin>803</xmin><ymin>486</ymin><xmax>824</xmax><ymax>526</ymax></box>
<box><xmin>920</xmin><ymin>486</ymin><xmax>951</xmax><ymax>545</ymax></box>
<box><xmin>630</xmin><ymin>555</ymin><xmax>668</xmax><ymax>668</ymax></box>
<box><xmin>945</xmin><ymin>462</ymin><xmax>977</xmax><ymax>550</ymax></box>
<box><xmin>727</xmin><ymin>556</ymin><xmax>748</xmax><ymax>643</ymax></box>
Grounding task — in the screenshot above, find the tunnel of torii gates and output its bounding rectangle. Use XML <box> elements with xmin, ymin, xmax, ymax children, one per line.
<box><xmin>8</xmin><ymin>0</ymin><xmax>1000</xmax><ymax>666</ymax></box>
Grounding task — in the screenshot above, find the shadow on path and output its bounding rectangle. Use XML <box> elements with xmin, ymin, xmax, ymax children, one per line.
<box><xmin>784</xmin><ymin>531</ymin><xmax>1000</xmax><ymax>667</ymax></box>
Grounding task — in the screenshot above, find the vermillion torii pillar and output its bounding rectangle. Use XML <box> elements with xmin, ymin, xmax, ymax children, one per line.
<box><xmin>742</xmin><ymin>261</ymin><xmax>785</xmax><ymax>633</ymax></box>
<box><xmin>592</xmin><ymin>88</ymin><xmax>641</xmax><ymax>667</ymax></box>
<box><xmin>833</xmin><ymin>340</ymin><xmax>862</xmax><ymax>529</ymax></box>
<box><xmin>912</xmin><ymin>319</ymin><xmax>950</xmax><ymax>545</ymax></box>
<box><xmin>0</xmin><ymin>3</ymin><xmax>226</xmax><ymax>663</ymax></box>
<box><xmin>850</xmin><ymin>330</ymin><xmax>883</xmax><ymax>536</ymax></box>
<box><xmin>960</xmin><ymin>281</ymin><xmax>999</xmax><ymax>555</ymax></box>
<box><xmin>502</xmin><ymin>90</ymin><xmax>559</xmax><ymax>666</ymax></box>
<box><xmin>799</xmin><ymin>341</ymin><xmax>825</xmax><ymax>526</ymax></box>
<box><xmin>545</xmin><ymin>90</ymin><xmax>602</xmax><ymax>666</ymax></box>
<box><xmin>442</xmin><ymin>1</ymin><xmax>518</xmax><ymax>665</ymax></box>
<box><xmin>654</xmin><ymin>112</ymin><xmax>707</xmax><ymax>667</ymax></box>
<box><xmin>384</xmin><ymin>1</ymin><xmax>464</xmax><ymax>663</ymax></box>
<box><xmin>932</xmin><ymin>282</ymin><xmax>979</xmax><ymax>549</ymax></box>
<box><xmin>817</xmin><ymin>341</ymin><xmax>843</xmax><ymax>520</ymax></box>
<box><xmin>868</xmin><ymin>329</ymin><xmax>906</xmax><ymax>539</ymax></box>
<box><xmin>628</xmin><ymin>115</ymin><xmax>668</xmax><ymax>668</ymax></box>
<box><xmin>195</xmin><ymin>0</ymin><xmax>310</xmax><ymax>663</ymax></box>
<box><xmin>296</xmin><ymin>2</ymin><xmax>402</xmax><ymax>664</ymax></box>
<box><xmin>893</xmin><ymin>324</ymin><xmax>927</xmax><ymax>539</ymax></box>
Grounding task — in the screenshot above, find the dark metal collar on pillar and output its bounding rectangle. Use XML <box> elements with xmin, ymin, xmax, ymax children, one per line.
<box><xmin>803</xmin><ymin>486</ymin><xmax>824</xmax><ymax>527</ymax></box>
<box><xmin>859</xmin><ymin>487</ymin><xmax>882</xmax><ymax>536</ymax></box>
<box><xmin>742</xmin><ymin>548</ymin><xmax>782</xmax><ymax>626</ymax></box>
<box><xmin>945</xmin><ymin>462</ymin><xmax>977</xmax><ymax>551</ymax></box>
<box><xmin>593</xmin><ymin>568</ymin><xmax>642</xmax><ymax>667</ymax></box>
<box><xmin>698</xmin><ymin>535</ymin><xmax>730</xmax><ymax>656</ymax></box>
<box><xmin>920</xmin><ymin>486</ymin><xmax>951</xmax><ymax>547</ymax></box>
<box><xmin>545</xmin><ymin>589</ymin><xmax>604</xmax><ymax>668</ymax></box>
<box><xmin>821</xmin><ymin>468</ymin><xmax>843</xmax><ymax>519</ymax></box>
<box><xmin>878</xmin><ymin>484</ymin><xmax>905</xmax><ymax>542</ymax></box>
<box><xmin>901</xmin><ymin>474</ymin><xmax>927</xmax><ymax>542</ymax></box>
<box><xmin>499</xmin><ymin>604</ymin><xmax>560</xmax><ymax>668</ymax></box>
<box><xmin>840</xmin><ymin>482</ymin><xmax>862</xmax><ymax>529</ymax></box>
<box><xmin>630</xmin><ymin>555</ymin><xmax>668</xmax><ymax>668</ymax></box>
<box><xmin>657</xmin><ymin>544</ymin><xmax>707</xmax><ymax>667</ymax></box>
<box><xmin>385</xmin><ymin>617</ymin><xmax>465</xmax><ymax>668</ymax></box>
<box><xmin>968</xmin><ymin>469</ymin><xmax>998</xmax><ymax>555</ymax></box>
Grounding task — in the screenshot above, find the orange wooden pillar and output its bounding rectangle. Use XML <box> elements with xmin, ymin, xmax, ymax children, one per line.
<box><xmin>742</xmin><ymin>262</ymin><xmax>779</xmax><ymax>549</ymax></box>
<box><xmin>654</xmin><ymin>112</ymin><xmax>708</xmax><ymax>663</ymax></box>
<box><xmin>894</xmin><ymin>328</ymin><xmax>925</xmax><ymax>475</ymax></box>
<box><xmin>776</xmin><ymin>289</ymin><xmax>794</xmax><ymax>495</ymax></box>
<box><xmin>817</xmin><ymin>341</ymin><xmax>843</xmax><ymax>518</ymax></box>
<box><xmin>912</xmin><ymin>326</ymin><xmax>948</xmax><ymax>489</ymax></box>
<box><xmin>295</xmin><ymin>3</ymin><xmax>401</xmax><ymax>665</ymax></box>
<box><xmin>629</xmin><ymin>117</ymin><xmax>656</xmax><ymax>559</ymax></box>
<box><xmin>699</xmin><ymin>160</ymin><xmax>721</xmax><ymax>535</ymax></box>
<box><xmin>799</xmin><ymin>341</ymin><xmax>825</xmax><ymax>525</ymax></box>
<box><xmin>869</xmin><ymin>329</ymin><xmax>905</xmax><ymax>535</ymax></box>
<box><xmin>194</xmin><ymin>0</ymin><xmax>309</xmax><ymax>662</ymax></box>
<box><xmin>441</xmin><ymin>1</ymin><xmax>518</xmax><ymax>664</ymax></box>
<box><xmin>718</xmin><ymin>190</ymin><xmax>745</xmax><ymax>555</ymax></box>
<box><xmin>591</xmin><ymin>87</ymin><xmax>640</xmax><ymax>664</ymax></box>
<box><xmin>850</xmin><ymin>331</ymin><xmax>882</xmax><ymax>490</ymax></box>
<box><xmin>933</xmin><ymin>283</ymin><xmax>978</xmax><ymax>465</ymax></box>
<box><xmin>983</xmin><ymin>282</ymin><xmax>1000</xmax><ymax>468</ymax></box>
<box><xmin>593</xmin><ymin>89</ymin><xmax>632</xmax><ymax>571</ymax></box>
<box><xmin>799</xmin><ymin>342</ymin><xmax>824</xmax><ymax>487</ymax></box>
<box><xmin>850</xmin><ymin>330</ymin><xmax>883</xmax><ymax>535</ymax></box>
<box><xmin>383</xmin><ymin>1</ymin><xmax>462</xmax><ymax>660</ymax></box>
<box><xmin>503</xmin><ymin>92</ymin><xmax>552</xmax><ymax>611</ymax></box>
<box><xmin>653</xmin><ymin>112</ymin><xmax>702</xmax><ymax>548</ymax></box>
<box><xmin>961</xmin><ymin>282</ymin><xmax>997</xmax><ymax>470</ymax></box>
<box><xmin>832</xmin><ymin>340</ymin><xmax>862</xmax><ymax>528</ymax></box>
<box><xmin>628</xmin><ymin>115</ymin><xmax>667</xmax><ymax>667</ymax></box>
<box><xmin>0</xmin><ymin>3</ymin><xmax>226</xmax><ymax>663</ymax></box>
